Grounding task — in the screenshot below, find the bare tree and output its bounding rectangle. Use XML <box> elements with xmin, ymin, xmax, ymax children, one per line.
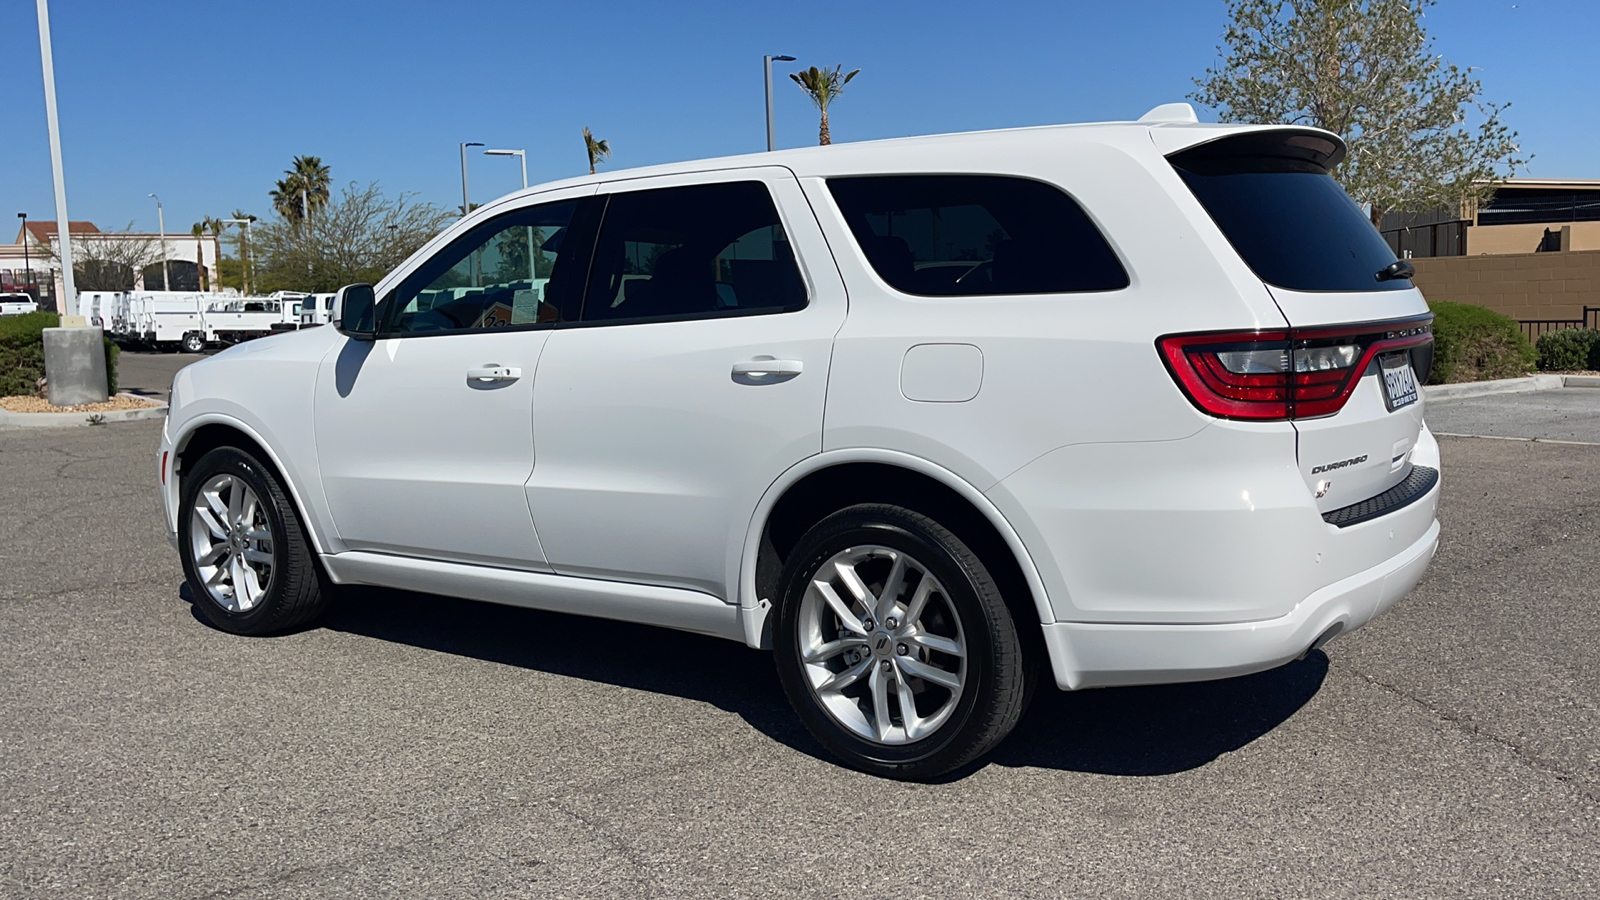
<box><xmin>251</xmin><ymin>181</ymin><xmax>455</xmax><ymax>292</ymax></box>
<box><xmin>39</xmin><ymin>224</ymin><xmax>161</xmax><ymax>292</ymax></box>
<box><xmin>1191</xmin><ymin>0</ymin><xmax>1527</xmax><ymax>223</ymax></box>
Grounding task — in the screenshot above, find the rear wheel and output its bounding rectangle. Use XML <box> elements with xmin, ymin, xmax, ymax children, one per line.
<box><xmin>773</xmin><ymin>504</ymin><xmax>1029</xmax><ymax>780</ymax></box>
<box><xmin>178</xmin><ymin>446</ymin><xmax>328</xmax><ymax>635</ymax></box>
<box><xmin>181</xmin><ymin>332</ymin><xmax>205</xmax><ymax>353</ymax></box>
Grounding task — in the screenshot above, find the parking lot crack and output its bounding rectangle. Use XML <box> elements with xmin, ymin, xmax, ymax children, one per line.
<box><xmin>1351</xmin><ymin>666</ymin><xmax>1600</xmax><ymax>806</ymax></box>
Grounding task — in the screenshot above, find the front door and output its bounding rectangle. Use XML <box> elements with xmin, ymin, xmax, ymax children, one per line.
<box><xmin>527</xmin><ymin>169</ymin><xmax>847</xmax><ymax>598</ymax></box>
<box><xmin>314</xmin><ymin>190</ymin><xmax>593</xmax><ymax>569</ymax></box>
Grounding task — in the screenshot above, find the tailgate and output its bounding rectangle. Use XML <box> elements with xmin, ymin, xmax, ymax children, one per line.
<box><xmin>1268</xmin><ymin>286</ymin><xmax>1432</xmax><ymax>513</ymax></box>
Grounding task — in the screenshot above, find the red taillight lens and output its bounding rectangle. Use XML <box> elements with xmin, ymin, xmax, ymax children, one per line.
<box><xmin>1159</xmin><ymin>319</ymin><xmax>1433</xmax><ymax>421</ymax></box>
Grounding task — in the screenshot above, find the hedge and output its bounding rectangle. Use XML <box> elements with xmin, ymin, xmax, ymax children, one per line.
<box><xmin>0</xmin><ymin>312</ymin><xmax>119</xmax><ymax>397</ymax></box>
<box><xmin>1535</xmin><ymin>328</ymin><xmax>1600</xmax><ymax>372</ymax></box>
<box><xmin>1426</xmin><ymin>301</ymin><xmax>1537</xmax><ymax>384</ymax></box>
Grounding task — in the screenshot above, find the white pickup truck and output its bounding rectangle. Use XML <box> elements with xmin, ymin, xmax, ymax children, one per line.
<box><xmin>0</xmin><ymin>292</ymin><xmax>39</xmax><ymax>316</ymax></box>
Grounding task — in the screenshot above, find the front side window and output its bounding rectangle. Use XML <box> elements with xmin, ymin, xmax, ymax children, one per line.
<box><xmin>381</xmin><ymin>199</ymin><xmax>581</xmax><ymax>335</ymax></box>
<box><xmin>826</xmin><ymin>175</ymin><xmax>1129</xmax><ymax>296</ymax></box>
<box><xmin>583</xmin><ymin>181</ymin><xmax>807</xmax><ymax>324</ymax></box>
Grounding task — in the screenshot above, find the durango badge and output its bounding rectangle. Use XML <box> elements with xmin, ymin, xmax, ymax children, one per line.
<box><xmin>1310</xmin><ymin>454</ymin><xmax>1368</xmax><ymax>475</ymax></box>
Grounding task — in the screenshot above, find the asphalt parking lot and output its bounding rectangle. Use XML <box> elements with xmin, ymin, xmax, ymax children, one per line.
<box><xmin>1</xmin><ymin>391</ymin><xmax>1596</xmax><ymax>898</ymax></box>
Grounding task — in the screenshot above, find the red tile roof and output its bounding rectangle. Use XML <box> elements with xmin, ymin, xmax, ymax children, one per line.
<box><xmin>18</xmin><ymin>221</ymin><xmax>100</xmax><ymax>244</ymax></box>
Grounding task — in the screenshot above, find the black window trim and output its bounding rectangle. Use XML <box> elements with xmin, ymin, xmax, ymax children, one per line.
<box><xmin>825</xmin><ymin>171</ymin><xmax>1133</xmax><ymax>299</ymax></box>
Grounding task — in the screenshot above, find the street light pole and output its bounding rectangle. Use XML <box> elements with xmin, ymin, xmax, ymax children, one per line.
<box><xmin>484</xmin><ymin>149</ymin><xmax>533</xmax><ymax>281</ymax></box>
<box><xmin>16</xmin><ymin>213</ymin><xmax>30</xmax><ymax>300</ymax></box>
<box><xmin>148</xmin><ymin>193</ymin><xmax>168</xmax><ymax>290</ymax></box>
<box><xmin>459</xmin><ymin>141</ymin><xmax>483</xmax><ymax>217</ymax></box>
<box><xmin>764</xmin><ymin>54</ymin><xmax>796</xmax><ymax>152</ymax></box>
<box><xmin>35</xmin><ymin>0</ymin><xmax>78</xmax><ymax>319</ymax></box>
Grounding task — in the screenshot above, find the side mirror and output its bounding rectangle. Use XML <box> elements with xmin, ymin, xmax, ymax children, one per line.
<box><xmin>333</xmin><ymin>284</ymin><xmax>377</xmax><ymax>339</ymax></box>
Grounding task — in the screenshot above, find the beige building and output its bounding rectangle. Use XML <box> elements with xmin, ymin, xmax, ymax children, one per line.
<box><xmin>1380</xmin><ymin>180</ymin><xmax>1600</xmax><ymax>335</ymax></box>
<box><xmin>1</xmin><ymin>220</ymin><xmax>220</xmax><ymax>310</ymax></box>
<box><xmin>1380</xmin><ymin>179</ymin><xmax>1600</xmax><ymax>258</ymax></box>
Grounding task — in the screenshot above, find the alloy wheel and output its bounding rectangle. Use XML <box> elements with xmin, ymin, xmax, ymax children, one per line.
<box><xmin>188</xmin><ymin>473</ymin><xmax>276</xmax><ymax>612</ymax></box>
<box><xmin>796</xmin><ymin>545</ymin><xmax>967</xmax><ymax>745</ymax></box>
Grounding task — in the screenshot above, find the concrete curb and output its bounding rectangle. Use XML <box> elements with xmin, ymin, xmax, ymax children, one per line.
<box><xmin>0</xmin><ymin>393</ymin><xmax>167</xmax><ymax>430</ymax></box>
<box><xmin>1423</xmin><ymin>373</ymin><xmax>1565</xmax><ymax>400</ymax></box>
<box><xmin>1564</xmin><ymin>375</ymin><xmax>1600</xmax><ymax>389</ymax></box>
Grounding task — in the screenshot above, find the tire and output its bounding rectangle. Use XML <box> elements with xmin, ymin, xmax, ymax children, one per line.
<box><xmin>772</xmin><ymin>503</ymin><xmax>1029</xmax><ymax>780</ymax></box>
<box><xmin>178</xmin><ymin>446</ymin><xmax>329</xmax><ymax>635</ymax></box>
<box><xmin>181</xmin><ymin>332</ymin><xmax>205</xmax><ymax>354</ymax></box>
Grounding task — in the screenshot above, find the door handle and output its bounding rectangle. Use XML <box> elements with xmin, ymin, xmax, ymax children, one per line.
<box><xmin>731</xmin><ymin>358</ymin><xmax>803</xmax><ymax>379</ymax></box>
<box><xmin>467</xmin><ymin>365</ymin><xmax>521</xmax><ymax>383</ymax></box>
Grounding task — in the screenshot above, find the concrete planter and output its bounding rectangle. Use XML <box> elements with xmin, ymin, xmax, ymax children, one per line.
<box><xmin>0</xmin><ymin>394</ymin><xmax>167</xmax><ymax>430</ymax></box>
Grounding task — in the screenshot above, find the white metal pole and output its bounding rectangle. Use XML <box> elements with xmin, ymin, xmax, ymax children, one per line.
<box><xmin>36</xmin><ymin>0</ymin><xmax>77</xmax><ymax>318</ymax></box>
<box><xmin>150</xmin><ymin>194</ymin><xmax>168</xmax><ymax>290</ymax></box>
<box><xmin>765</xmin><ymin>56</ymin><xmax>775</xmax><ymax>152</ymax></box>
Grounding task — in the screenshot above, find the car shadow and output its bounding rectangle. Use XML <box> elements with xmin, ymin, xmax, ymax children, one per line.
<box><xmin>187</xmin><ymin>584</ymin><xmax>1327</xmax><ymax>779</ymax></box>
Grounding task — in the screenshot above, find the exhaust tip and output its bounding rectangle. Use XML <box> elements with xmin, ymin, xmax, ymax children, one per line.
<box><xmin>1299</xmin><ymin>622</ymin><xmax>1345</xmax><ymax>660</ymax></box>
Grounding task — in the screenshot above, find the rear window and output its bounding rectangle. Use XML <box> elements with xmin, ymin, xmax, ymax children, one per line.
<box><xmin>826</xmin><ymin>175</ymin><xmax>1128</xmax><ymax>296</ymax></box>
<box><xmin>1171</xmin><ymin>133</ymin><xmax>1407</xmax><ymax>292</ymax></box>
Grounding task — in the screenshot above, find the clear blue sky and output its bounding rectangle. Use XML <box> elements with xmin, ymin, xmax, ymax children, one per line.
<box><xmin>4</xmin><ymin>0</ymin><xmax>1596</xmax><ymax>235</ymax></box>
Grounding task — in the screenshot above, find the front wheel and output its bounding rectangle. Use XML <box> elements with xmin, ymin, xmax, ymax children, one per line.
<box><xmin>178</xmin><ymin>446</ymin><xmax>329</xmax><ymax>635</ymax></box>
<box><xmin>773</xmin><ymin>504</ymin><xmax>1030</xmax><ymax>780</ymax></box>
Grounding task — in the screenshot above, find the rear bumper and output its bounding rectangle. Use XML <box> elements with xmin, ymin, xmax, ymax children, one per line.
<box><xmin>1040</xmin><ymin>512</ymin><xmax>1438</xmax><ymax>690</ymax></box>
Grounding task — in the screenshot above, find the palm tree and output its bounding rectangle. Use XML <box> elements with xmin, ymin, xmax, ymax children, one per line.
<box><xmin>230</xmin><ymin>209</ymin><xmax>257</xmax><ymax>294</ymax></box>
<box><xmin>191</xmin><ymin>222</ymin><xmax>209</xmax><ymax>291</ymax></box>
<box><xmin>790</xmin><ymin>65</ymin><xmax>860</xmax><ymax>146</ymax></box>
<box><xmin>271</xmin><ymin>177</ymin><xmax>306</xmax><ymax>224</ymax></box>
<box><xmin>582</xmin><ymin>127</ymin><xmax>611</xmax><ymax>175</ymax></box>
<box><xmin>292</xmin><ymin>155</ymin><xmax>331</xmax><ymax>215</ymax></box>
<box><xmin>269</xmin><ymin>156</ymin><xmax>332</xmax><ymax>224</ymax></box>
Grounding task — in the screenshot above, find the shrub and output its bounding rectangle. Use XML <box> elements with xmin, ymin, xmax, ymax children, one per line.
<box><xmin>0</xmin><ymin>311</ymin><xmax>120</xmax><ymax>397</ymax></box>
<box><xmin>1426</xmin><ymin>301</ymin><xmax>1537</xmax><ymax>384</ymax></box>
<box><xmin>1535</xmin><ymin>327</ymin><xmax>1600</xmax><ymax>372</ymax></box>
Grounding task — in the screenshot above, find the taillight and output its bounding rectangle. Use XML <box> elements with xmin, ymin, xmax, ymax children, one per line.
<box><xmin>1158</xmin><ymin>317</ymin><xmax>1433</xmax><ymax>421</ymax></box>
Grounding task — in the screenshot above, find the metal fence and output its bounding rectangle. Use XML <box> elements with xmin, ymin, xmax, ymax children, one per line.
<box><xmin>1519</xmin><ymin>307</ymin><xmax>1600</xmax><ymax>343</ymax></box>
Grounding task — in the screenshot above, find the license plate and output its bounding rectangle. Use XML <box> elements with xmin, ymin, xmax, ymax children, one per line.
<box><xmin>1380</xmin><ymin>352</ymin><xmax>1418</xmax><ymax>412</ymax></box>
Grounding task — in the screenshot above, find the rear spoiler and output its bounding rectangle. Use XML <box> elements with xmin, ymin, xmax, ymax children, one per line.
<box><xmin>1150</xmin><ymin>125</ymin><xmax>1347</xmax><ymax>172</ymax></box>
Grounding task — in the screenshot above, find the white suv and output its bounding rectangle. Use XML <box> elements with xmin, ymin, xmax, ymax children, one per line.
<box><xmin>159</xmin><ymin>106</ymin><xmax>1440</xmax><ymax>779</ymax></box>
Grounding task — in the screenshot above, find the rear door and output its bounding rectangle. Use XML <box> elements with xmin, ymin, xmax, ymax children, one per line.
<box><xmin>526</xmin><ymin>167</ymin><xmax>846</xmax><ymax>598</ymax></box>
<box><xmin>1169</xmin><ymin>129</ymin><xmax>1433</xmax><ymax>512</ymax></box>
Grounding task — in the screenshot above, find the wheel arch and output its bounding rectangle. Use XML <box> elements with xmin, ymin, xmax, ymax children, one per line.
<box><xmin>172</xmin><ymin>414</ymin><xmax>331</xmax><ymax>556</ymax></box>
<box><xmin>739</xmin><ymin>450</ymin><xmax>1053</xmax><ymax>651</ymax></box>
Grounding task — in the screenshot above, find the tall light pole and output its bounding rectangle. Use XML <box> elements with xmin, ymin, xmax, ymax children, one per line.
<box><xmin>36</xmin><ymin>0</ymin><xmax>78</xmax><ymax>318</ymax></box>
<box><xmin>16</xmin><ymin>213</ymin><xmax>31</xmax><ymax>300</ymax></box>
<box><xmin>459</xmin><ymin>141</ymin><xmax>483</xmax><ymax>217</ymax></box>
<box><xmin>148</xmin><ymin>193</ymin><xmax>169</xmax><ymax>291</ymax></box>
<box><xmin>225</xmin><ymin>218</ymin><xmax>252</xmax><ymax>295</ymax></box>
<box><xmin>484</xmin><ymin>149</ymin><xmax>533</xmax><ymax>282</ymax></box>
<box><xmin>764</xmin><ymin>55</ymin><xmax>796</xmax><ymax>152</ymax></box>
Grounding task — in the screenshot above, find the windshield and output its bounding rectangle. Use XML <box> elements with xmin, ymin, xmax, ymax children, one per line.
<box><xmin>1171</xmin><ymin>136</ymin><xmax>1408</xmax><ymax>293</ymax></box>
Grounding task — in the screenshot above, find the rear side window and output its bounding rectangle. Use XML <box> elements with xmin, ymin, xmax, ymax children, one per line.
<box><xmin>582</xmin><ymin>181</ymin><xmax>807</xmax><ymax>324</ymax></box>
<box><xmin>826</xmin><ymin>175</ymin><xmax>1128</xmax><ymax>296</ymax></box>
<box><xmin>1171</xmin><ymin>133</ymin><xmax>1407</xmax><ymax>292</ymax></box>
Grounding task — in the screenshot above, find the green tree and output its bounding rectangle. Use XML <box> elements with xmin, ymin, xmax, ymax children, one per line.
<box><xmin>1191</xmin><ymin>0</ymin><xmax>1526</xmax><ymax>223</ymax></box>
<box><xmin>251</xmin><ymin>181</ymin><xmax>455</xmax><ymax>293</ymax></box>
<box><xmin>790</xmin><ymin>65</ymin><xmax>859</xmax><ymax>146</ymax></box>
<box><xmin>582</xmin><ymin>127</ymin><xmax>611</xmax><ymax>175</ymax></box>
